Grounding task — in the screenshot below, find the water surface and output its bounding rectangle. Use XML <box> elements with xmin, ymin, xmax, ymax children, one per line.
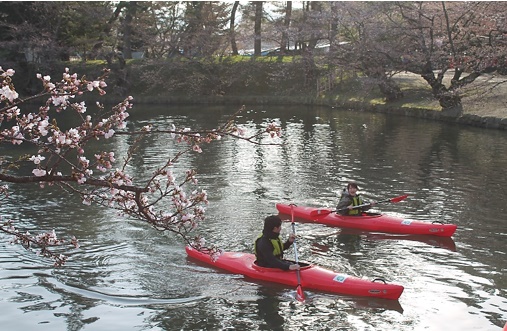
<box><xmin>1</xmin><ymin>104</ymin><xmax>506</xmax><ymax>330</ymax></box>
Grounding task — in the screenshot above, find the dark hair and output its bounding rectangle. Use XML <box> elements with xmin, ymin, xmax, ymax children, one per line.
<box><xmin>263</xmin><ymin>215</ymin><xmax>282</xmax><ymax>232</ymax></box>
<box><xmin>347</xmin><ymin>182</ymin><xmax>359</xmax><ymax>190</ymax></box>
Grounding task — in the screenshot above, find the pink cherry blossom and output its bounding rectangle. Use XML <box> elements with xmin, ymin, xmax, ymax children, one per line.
<box><xmin>32</xmin><ymin>169</ymin><xmax>47</xmax><ymax>177</ymax></box>
<box><xmin>1</xmin><ymin>86</ymin><xmax>19</xmax><ymax>103</ymax></box>
<box><xmin>104</xmin><ymin>129</ymin><xmax>115</xmax><ymax>139</ymax></box>
<box><xmin>29</xmin><ymin>155</ymin><xmax>45</xmax><ymax>164</ymax></box>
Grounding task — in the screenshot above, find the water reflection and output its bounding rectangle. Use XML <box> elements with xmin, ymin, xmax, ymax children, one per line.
<box><xmin>1</xmin><ymin>104</ymin><xmax>507</xmax><ymax>330</ymax></box>
<box><xmin>256</xmin><ymin>287</ymin><xmax>285</xmax><ymax>331</ymax></box>
<box><xmin>309</xmin><ymin>228</ymin><xmax>457</xmax><ymax>252</ymax></box>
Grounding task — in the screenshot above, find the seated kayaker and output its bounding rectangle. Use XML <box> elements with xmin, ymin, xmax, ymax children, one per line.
<box><xmin>337</xmin><ymin>181</ymin><xmax>375</xmax><ymax>216</ymax></box>
<box><xmin>254</xmin><ymin>215</ymin><xmax>300</xmax><ymax>271</ymax></box>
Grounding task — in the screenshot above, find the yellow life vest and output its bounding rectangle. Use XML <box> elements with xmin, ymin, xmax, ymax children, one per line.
<box><xmin>254</xmin><ymin>234</ymin><xmax>284</xmax><ymax>258</ymax></box>
<box><xmin>348</xmin><ymin>196</ymin><xmax>364</xmax><ymax>215</ymax></box>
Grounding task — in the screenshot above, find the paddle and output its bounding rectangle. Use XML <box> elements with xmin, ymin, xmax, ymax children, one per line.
<box><xmin>290</xmin><ymin>203</ymin><xmax>306</xmax><ymax>303</ymax></box>
<box><xmin>309</xmin><ymin>194</ymin><xmax>409</xmax><ymax>217</ymax></box>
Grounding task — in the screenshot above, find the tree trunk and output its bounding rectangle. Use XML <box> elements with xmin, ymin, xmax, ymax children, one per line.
<box><xmin>439</xmin><ymin>96</ymin><xmax>463</xmax><ymax>116</ymax></box>
<box><xmin>421</xmin><ymin>68</ymin><xmax>463</xmax><ymax>116</ymax></box>
<box><xmin>183</xmin><ymin>2</ymin><xmax>204</xmax><ymax>57</ymax></box>
<box><xmin>280</xmin><ymin>1</ymin><xmax>292</xmax><ymax>54</ymax></box>
<box><xmin>230</xmin><ymin>1</ymin><xmax>239</xmax><ymax>55</ymax></box>
<box><xmin>329</xmin><ymin>2</ymin><xmax>338</xmax><ymax>53</ymax></box>
<box><xmin>90</xmin><ymin>2</ymin><xmax>125</xmax><ymax>59</ymax></box>
<box><xmin>307</xmin><ymin>1</ymin><xmax>322</xmax><ymax>50</ymax></box>
<box><xmin>254</xmin><ymin>1</ymin><xmax>263</xmax><ymax>57</ymax></box>
<box><xmin>122</xmin><ymin>2</ymin><xmax>137</xmax><ymax>59</ymax></box>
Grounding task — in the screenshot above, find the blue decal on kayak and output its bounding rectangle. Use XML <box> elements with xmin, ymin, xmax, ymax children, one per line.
<box><xmin>401</xmin><ymin>220</ymin><xmax>412</xmax><ymax>225</ymax></box>
<box><xmin>333</xmin><ymin>274</ymin><xmax>347</xmax><ymax>283</ymax></box>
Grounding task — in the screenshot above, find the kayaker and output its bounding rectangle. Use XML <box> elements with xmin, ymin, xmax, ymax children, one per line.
<box><xmin>336</xmin><ymin>182</ymin><xmax>374</xmax><ymax>215</ymax></box>
<box><xmin>254</xmin><ymin>215</ymin><xmax>300</xmax><ymax>271</ymax></box>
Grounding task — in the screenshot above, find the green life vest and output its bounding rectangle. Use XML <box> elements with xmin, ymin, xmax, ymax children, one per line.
<box><xmin>348</xmin><ymin>195</ymin><xmax>364</xmax><ymax>215</ymax></box>
<box><xmin>254</xmin><ymin>234</ymin><xmax>284</xmax><ymax>259</ymax></box>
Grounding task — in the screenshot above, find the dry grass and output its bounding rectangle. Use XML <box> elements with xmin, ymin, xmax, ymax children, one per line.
<box><xmin>392</xmin><ymin>71</ymin><xmax>507</xmax><ymax>119</ymax></box>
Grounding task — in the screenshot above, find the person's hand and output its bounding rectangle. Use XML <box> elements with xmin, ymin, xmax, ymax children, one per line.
<box><xmin>288</xmin><ymin>233</ymin><xmax>296</xmax><ymax>243</ymax></box>
<box><xmin>347</xmin><ymin>204</ymin><xmax>353</xmax><ymax>210</ymax></box>
<box><xmin>289</xmin><ymin>264</ymin><xmax>300</xmax><ymax>271</ymax></box>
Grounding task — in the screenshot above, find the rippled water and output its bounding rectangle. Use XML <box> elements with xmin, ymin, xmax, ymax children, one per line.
<box><xmin>1</xmin><ymin>105</ymin><xmax>506</xmax><ymax>330</ymax></box>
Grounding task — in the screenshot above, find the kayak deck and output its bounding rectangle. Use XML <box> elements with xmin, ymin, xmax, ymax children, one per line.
<box><xmin>276</xmin><ymin>203</ymin><xmax>457</xmax><ymax>237</ymax></box>
<box><xmin>186</xmin><ymin>246</ymin><xmax>404</xmax><ymax>300</ymax></box>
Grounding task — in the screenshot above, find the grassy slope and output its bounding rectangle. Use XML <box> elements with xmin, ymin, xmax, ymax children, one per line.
<box><xmin>391</xmin><ymin>72</ymin><xmax>506</xmax><ymax>119</ymax></box>
<box><xmin>319</xmin><ymin>70</ymin><xmax>506</xmax><ymax>119</ymax></box>
<box><xmin>64</xmin><ymin>58</ymin><xmax>506</xmax><ymax>119</ymax></box>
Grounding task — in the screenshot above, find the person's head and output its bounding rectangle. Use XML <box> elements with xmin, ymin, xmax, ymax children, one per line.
<box><xmin>263</xmin><ymin>215</ymin><xmax>282</xmax><ymax>234</ymax></box>
<box><xmin>347</xmin><ymin>182</ymin><xmax>359</xmax><ymax>196</ymax></box>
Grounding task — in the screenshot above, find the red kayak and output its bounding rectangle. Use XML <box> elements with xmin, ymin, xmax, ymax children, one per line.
<box><xmin>276</xmin><ymin>203</ymin><xmax>457</xmax><ymax>237</ymax></box>
<box><xmin>186</xmin><ymin>245</ymin><xmax>404</xmax><ymax>300</ymax></box>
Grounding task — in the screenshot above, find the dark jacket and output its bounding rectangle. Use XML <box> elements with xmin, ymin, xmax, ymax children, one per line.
<box><xmin>254</xmin><ymin>230</ymin><xmax>293</xmax><ymax>270</ymax></box>
<box><xmin>336</xmin><ymin>189</ymin><xmax>371</xmax><ymax>215</ymax></box>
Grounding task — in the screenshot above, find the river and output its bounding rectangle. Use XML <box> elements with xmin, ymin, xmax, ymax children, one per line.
<box><xmin>1</xmin><ymin>104</ymin><xmax>506</xmax><ymax>330</ymax></box>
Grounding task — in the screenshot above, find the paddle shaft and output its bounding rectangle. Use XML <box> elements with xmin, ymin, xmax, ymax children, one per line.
<box><xmin>309</xmin><ymin>194</ymin><xmax>408</xmax><ymax>217</ymax></box>
<box><xmin>290</xmin><ymin>204</ymin><xmax>305</xmax><ymax>302</ymax></box>
<box><xmin>291</xmin><ymin>223</ymin><xmax>302</xmax><ymax>277</ymax></box>
<box><xmin>338</xmin><ymin>194</ymin><xmax>408</xmax><ymax>212</ymax></box>
<box><xmin>337</xmin><ymin>198</ymin><xmax>386</xmax><ymax>212</ymax></box>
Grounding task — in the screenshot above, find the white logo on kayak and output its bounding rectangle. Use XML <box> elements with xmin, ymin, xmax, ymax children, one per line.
<box><xmin>333</xmin><ymin>274</ymin><xmax>348</xmax><ymax>283</ymax></box>
<box><xmin>401</xmin><ymin>220</ymin><xmax>412</xmax><ymax>225</ymax></box>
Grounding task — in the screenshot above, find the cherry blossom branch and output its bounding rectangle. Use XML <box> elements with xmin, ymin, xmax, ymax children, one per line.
<box><xmin>0</xmin><ymin>219</ymin><xmax>79</xmax><ymax>267</ymax></box>
<box><xmin>0</xmin><ymin>65</ymin><xmax>283</xmax><ymax>265</ymax></box>
<box><xmin>0</xmin><ymin>173</ymin><xmax>149</xmax><ymax>193</ymax></box>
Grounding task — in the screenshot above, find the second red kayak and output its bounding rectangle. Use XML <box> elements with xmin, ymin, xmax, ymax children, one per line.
<box><xmin>186</xmin><ymin>245</ymin><xmax>404</xmax><ymax>300</ymax></box>
<box><xmin>276</xmin><ymin>203</ymin><xmax>457</xmax><ymax>237</ymax></box>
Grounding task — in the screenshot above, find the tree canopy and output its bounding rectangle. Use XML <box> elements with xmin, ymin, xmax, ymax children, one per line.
<box><xmin>1</xmin><ymin>1</ymin><xmax>505</xmax><ymax>112</ymax></box>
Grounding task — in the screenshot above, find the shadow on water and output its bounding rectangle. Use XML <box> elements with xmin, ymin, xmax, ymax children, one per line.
<box><xmin>256</xmin><ymin>287</ymin><xmax>285</xmax><ymax>331</ymax></box>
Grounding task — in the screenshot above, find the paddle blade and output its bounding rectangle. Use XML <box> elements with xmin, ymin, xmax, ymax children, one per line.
<box><xmin>309</xmin><ymin>209</ymin><xmax>333</xmax><ymax>217</ymax></box>
<box><xmin>390</xmin><ymin>194</ymin><xmax>409</xmax><ymax>203</ymax></box>
<box><xmin>296</xmin><ymin>284</ymin><xmax>306</xmax><ymax>303</ymax></box>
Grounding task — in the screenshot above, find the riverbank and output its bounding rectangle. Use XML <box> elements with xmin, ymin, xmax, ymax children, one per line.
<box><xmin>61</xmin><ymin>61</ymin><xmax>507</xmax><ymax>131</ymax></box>
<box><xmin>323</xmin><ymin>70</ymin><xmax>507</xmax><ymax>130</ymax></box>
<box><xmin>385</xmin><ymin>71</ymin><xmax>507</xmax><ymax>130</ymax></box>
<box><xmin>127</xmin><ymin>70</ymin><xmax>507</xmax><ymax>130</ymax></box>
